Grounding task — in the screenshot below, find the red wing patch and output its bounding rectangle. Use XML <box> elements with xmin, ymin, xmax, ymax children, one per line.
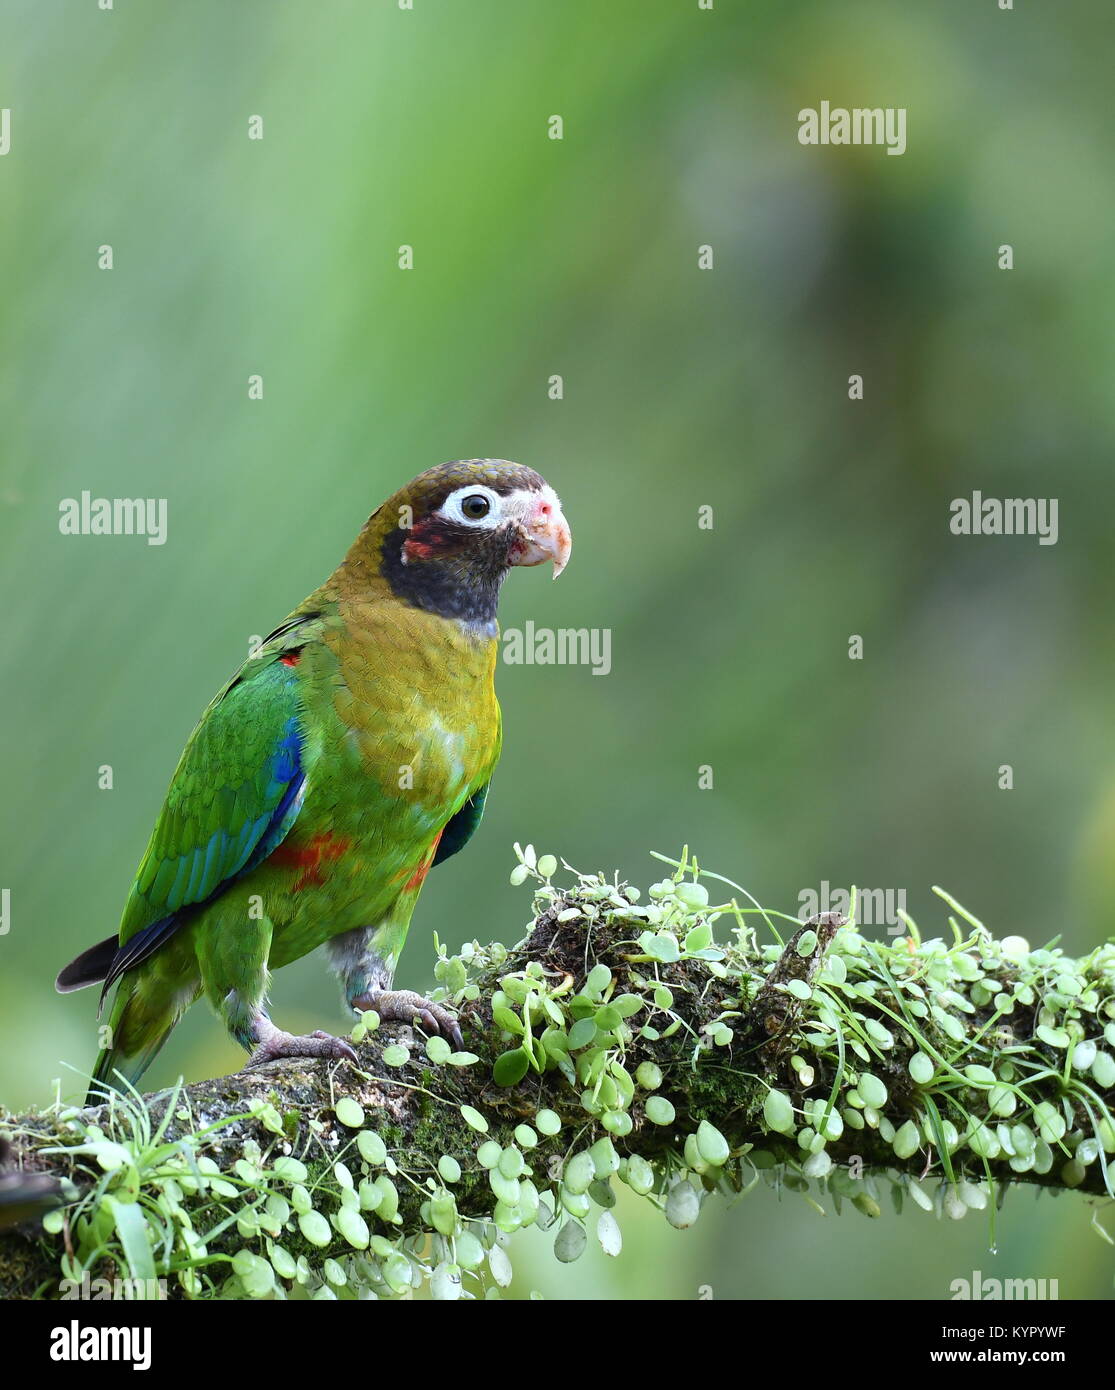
<box><xmin>270</xmin><ymin>832</ymin><xmax>350</xmax><ymax>892</ymax></box>
<box><xmin>280</xmin><ymin>651</ymin><xmax>301</xmax><ymax>667</ymax></box>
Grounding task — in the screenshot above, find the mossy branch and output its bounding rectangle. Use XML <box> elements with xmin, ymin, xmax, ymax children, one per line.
<box><xmin>2</xmin><ymin>852</ymin><xmax>1114</xmax><ymax>1299</ymax></box>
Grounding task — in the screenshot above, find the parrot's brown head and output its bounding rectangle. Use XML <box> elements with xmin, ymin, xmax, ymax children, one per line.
<box><xmin>372</xmin><ymin>459</ymin><xmax>572</xmax><ymax>626</ymax></box>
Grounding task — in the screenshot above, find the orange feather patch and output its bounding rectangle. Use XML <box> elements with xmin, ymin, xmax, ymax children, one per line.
<box><xmin>270</xmin><ymin>832</ymin><xmax>350</xmax><ymax>892</ymax></box>
<box><xmin>397</xmin><ymin>829</ymin><xmax>444</xmax><ymax>892</ymax></box>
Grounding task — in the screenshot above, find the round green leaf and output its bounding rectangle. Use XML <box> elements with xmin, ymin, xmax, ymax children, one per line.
<box><xmin>563</xmin><ymin>1152</ymin><xmax>595</xmax><ymax>1195</ymax></box>
<box><xmin>298</xmin><ymin>1209</ymin><xmax>332</xmax><ymax>1248</ymax></box>
<box><xmin>636</xmin><ymin>1061</ymin><xmax>663</xmax><ymax>1090</ymax></box>
<box><xmin>676</xmin><ymin>882</ymin><xmax>710</xmax><ymax>910</ymax></box>
<box><xmin>334</xmin><ymin>1205</ymin><xmax>369</xmax><ymax>1249</ymax></box>
<box><xmin>334</xmin><ymin>1097</ymin><xmax>364</xmax><ymax>1128</ymax></box>
<box><xmin>554</xmin><ymin>1221</ymin><xmax>587</xmax><ymax>1263</ymax></box>
<box><xmin>857</xmin><ymin>1073</ymin><xmax>888</xmax><ymax>1108</ymax></box>
<box><xmin>908</xmin><ymin>1052</ymin><xmax>934</xmax><ymax>1085</ymax></box>
<box><xmin>696</xmin><ymin>1121</ymin><xmax>730</xmax><ymax>1166</ymax></box>
<box><xmin>645</xmin><ymin>1096</ymin><xmax>675</xmax><ymax>1125</ymax></box>
<box><xmin>493</xmin><ymin>1048</ymin><xmax>530</xmax><ymax>1087</ymax></box>
<box><xmin>763</xmin><ymin>1088</ymin><xmax>795</xmax><ymax>1135</ymax></box>
<box><xmin>892</xmin><ymin>1121</ymin><xmax>920</xmax><ymax>1160</ymax></box>
<box><xmin>665</xmin><ymin>1182</ymin><xmax>700</xmax><ymax>1229</ymax></box>
<box><xmin>357</xmin><ymin>1130</ymin><xmax>387</xmax><ymax>1165</ymax></box>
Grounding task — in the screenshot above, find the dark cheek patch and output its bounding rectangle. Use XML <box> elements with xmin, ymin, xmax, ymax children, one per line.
<box><xmin>380</xmin><ymin>512</ymin><xmax>513</xmax><ymax>625</ymax></box>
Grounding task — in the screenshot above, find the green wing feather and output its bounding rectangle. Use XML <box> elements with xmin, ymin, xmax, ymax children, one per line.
<box><xmin>119</xmin><ymin>627</ymin><xmax>317</xmax><ymax>950</ymax></box>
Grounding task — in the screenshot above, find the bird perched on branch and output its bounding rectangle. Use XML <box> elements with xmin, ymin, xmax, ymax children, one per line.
<box><xmin>57</xmin><ymin>460</ymin><xmax>571</xmax><ymax>1100</ymax></box>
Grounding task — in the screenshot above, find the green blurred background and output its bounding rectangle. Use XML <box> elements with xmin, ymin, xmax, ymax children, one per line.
<box><xmin>2</xmin><ymin>0</ymin><xmax>1113</xmax><ymax>1298</ymax></box>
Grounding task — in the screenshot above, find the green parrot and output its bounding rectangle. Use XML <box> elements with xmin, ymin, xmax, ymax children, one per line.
<box><xmin>57</xmin><ymin>460</ymin><xmax>572</xmax><ymax>1100</ymax></box>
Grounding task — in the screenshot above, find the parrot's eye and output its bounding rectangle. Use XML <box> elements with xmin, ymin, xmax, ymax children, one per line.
<box><xmin>442</xmin><ymin>483</ymin><xmax>502</xmax><ymax>527</ymax></box>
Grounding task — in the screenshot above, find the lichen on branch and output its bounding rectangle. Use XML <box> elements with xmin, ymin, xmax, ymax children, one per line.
<box><xmin>2</xmin><ymin>847</ymin><xmax>1113</xmax><ymax>1300</ymax></box>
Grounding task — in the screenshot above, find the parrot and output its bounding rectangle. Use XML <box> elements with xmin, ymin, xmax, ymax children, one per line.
<box><xmin>56</xmin><ymin>459</ymin><xmax>572</xmax><ymax>1101</ymax></box>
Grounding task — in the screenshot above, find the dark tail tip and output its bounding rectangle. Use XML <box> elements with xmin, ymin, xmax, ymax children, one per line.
<box><xmin>56</xmin><ymin>935</ymin><xmax>119</xmax><ymax>993</ymax></box>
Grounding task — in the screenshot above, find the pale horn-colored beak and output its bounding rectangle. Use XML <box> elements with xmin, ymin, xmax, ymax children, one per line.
<box><xmin>511</xmin><ymin>494</ymin><xmax>572</xmax><ymax>578</ymax></box>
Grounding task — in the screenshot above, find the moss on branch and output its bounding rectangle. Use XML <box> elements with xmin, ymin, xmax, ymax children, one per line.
<box><xmin>2</xmin><ymin>849</ymin><xmax>1113</xmax><ymax>1299</ymax></box>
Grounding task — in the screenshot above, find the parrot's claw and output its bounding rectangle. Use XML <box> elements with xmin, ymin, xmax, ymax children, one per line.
<box><xmin>353</xmin><ymin>989</ymin><xmax>463</xmax><ymax>1051</ymax></box>
<box><xmin>247</xmin><ymin>1020</ymin><xmax>358</xmax><ymax>1069</ymax></box>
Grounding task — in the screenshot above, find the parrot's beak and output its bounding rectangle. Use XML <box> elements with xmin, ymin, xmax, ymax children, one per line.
<box><xmin>510</xmin><ymin>491</ymin><xmax>572</xmax><ymax>578</ymax></box>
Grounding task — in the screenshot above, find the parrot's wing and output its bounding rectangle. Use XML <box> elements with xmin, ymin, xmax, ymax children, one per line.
<box><xmin>98</xmin><ymin>623</ymin><xmax>318</xmax><ymax>995</ymax></box>
<box><xmin>433</xmin><ymin>780</ymin><xmax>492</xmax><ymax>866</ymax></box>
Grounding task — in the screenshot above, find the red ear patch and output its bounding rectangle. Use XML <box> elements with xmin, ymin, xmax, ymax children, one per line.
<box><xmin>402</xmin><ymin>515</ymin><xmax>456</xmax><ymax>564</ymax></box>
<box><xmin>402</xmin><ymin>536</ymin><xmax>437</xmax><ymax>562</ymax></box>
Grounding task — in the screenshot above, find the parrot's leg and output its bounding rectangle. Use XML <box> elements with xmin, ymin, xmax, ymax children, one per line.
<box><xmin>354</xmin><ymin>989</ymin><xmax>463</xmax><ymax>1052</ymax></box>
<box><xmin>243</xmin><ymin>1015</ymin><xmax>357</xmax><ymax>1068</ymax></box>
<box><xmin>198</xmin><ymin>906</ymin><xmax>356</xmax><ymax>1067</ymax></box>
<box><xmin>327</xmin><ymin>927</ymin><xmax>463</xmax><ymax>1049</ymax></box>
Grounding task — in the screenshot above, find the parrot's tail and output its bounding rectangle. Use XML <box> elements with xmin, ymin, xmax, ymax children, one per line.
<box><xmin>87</xmin><ymin>980</ymin><xmax>183</xmax><ymax>1104</ymax></box>
<box><xmin>56</xmin><ymin>934</ymin><xmax>118</xmax><ymax>993</ymax></box>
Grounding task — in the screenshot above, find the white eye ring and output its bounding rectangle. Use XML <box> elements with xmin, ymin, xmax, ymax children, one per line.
<box><xmin>441</xmin><ymin>484</ymin><xmax>503</xmax><ymax>527</ymax></box>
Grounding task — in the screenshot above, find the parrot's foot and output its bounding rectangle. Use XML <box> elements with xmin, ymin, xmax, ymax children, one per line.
<box><xmin>352</xmin><ymin>989</ymin><xmax>463</xmax><ymax>1050</ymax></box>
<box><xmin>246</xmin><ymin>1018</ymin><xmax>358</xmax><ymax>1069</ymax></box>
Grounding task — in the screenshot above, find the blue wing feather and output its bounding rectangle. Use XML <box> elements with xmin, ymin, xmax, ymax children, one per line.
<box><xmin>100</xmin><ymin>693</ymin><xmax>308</xmax><ymax>1000</ymax></box>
